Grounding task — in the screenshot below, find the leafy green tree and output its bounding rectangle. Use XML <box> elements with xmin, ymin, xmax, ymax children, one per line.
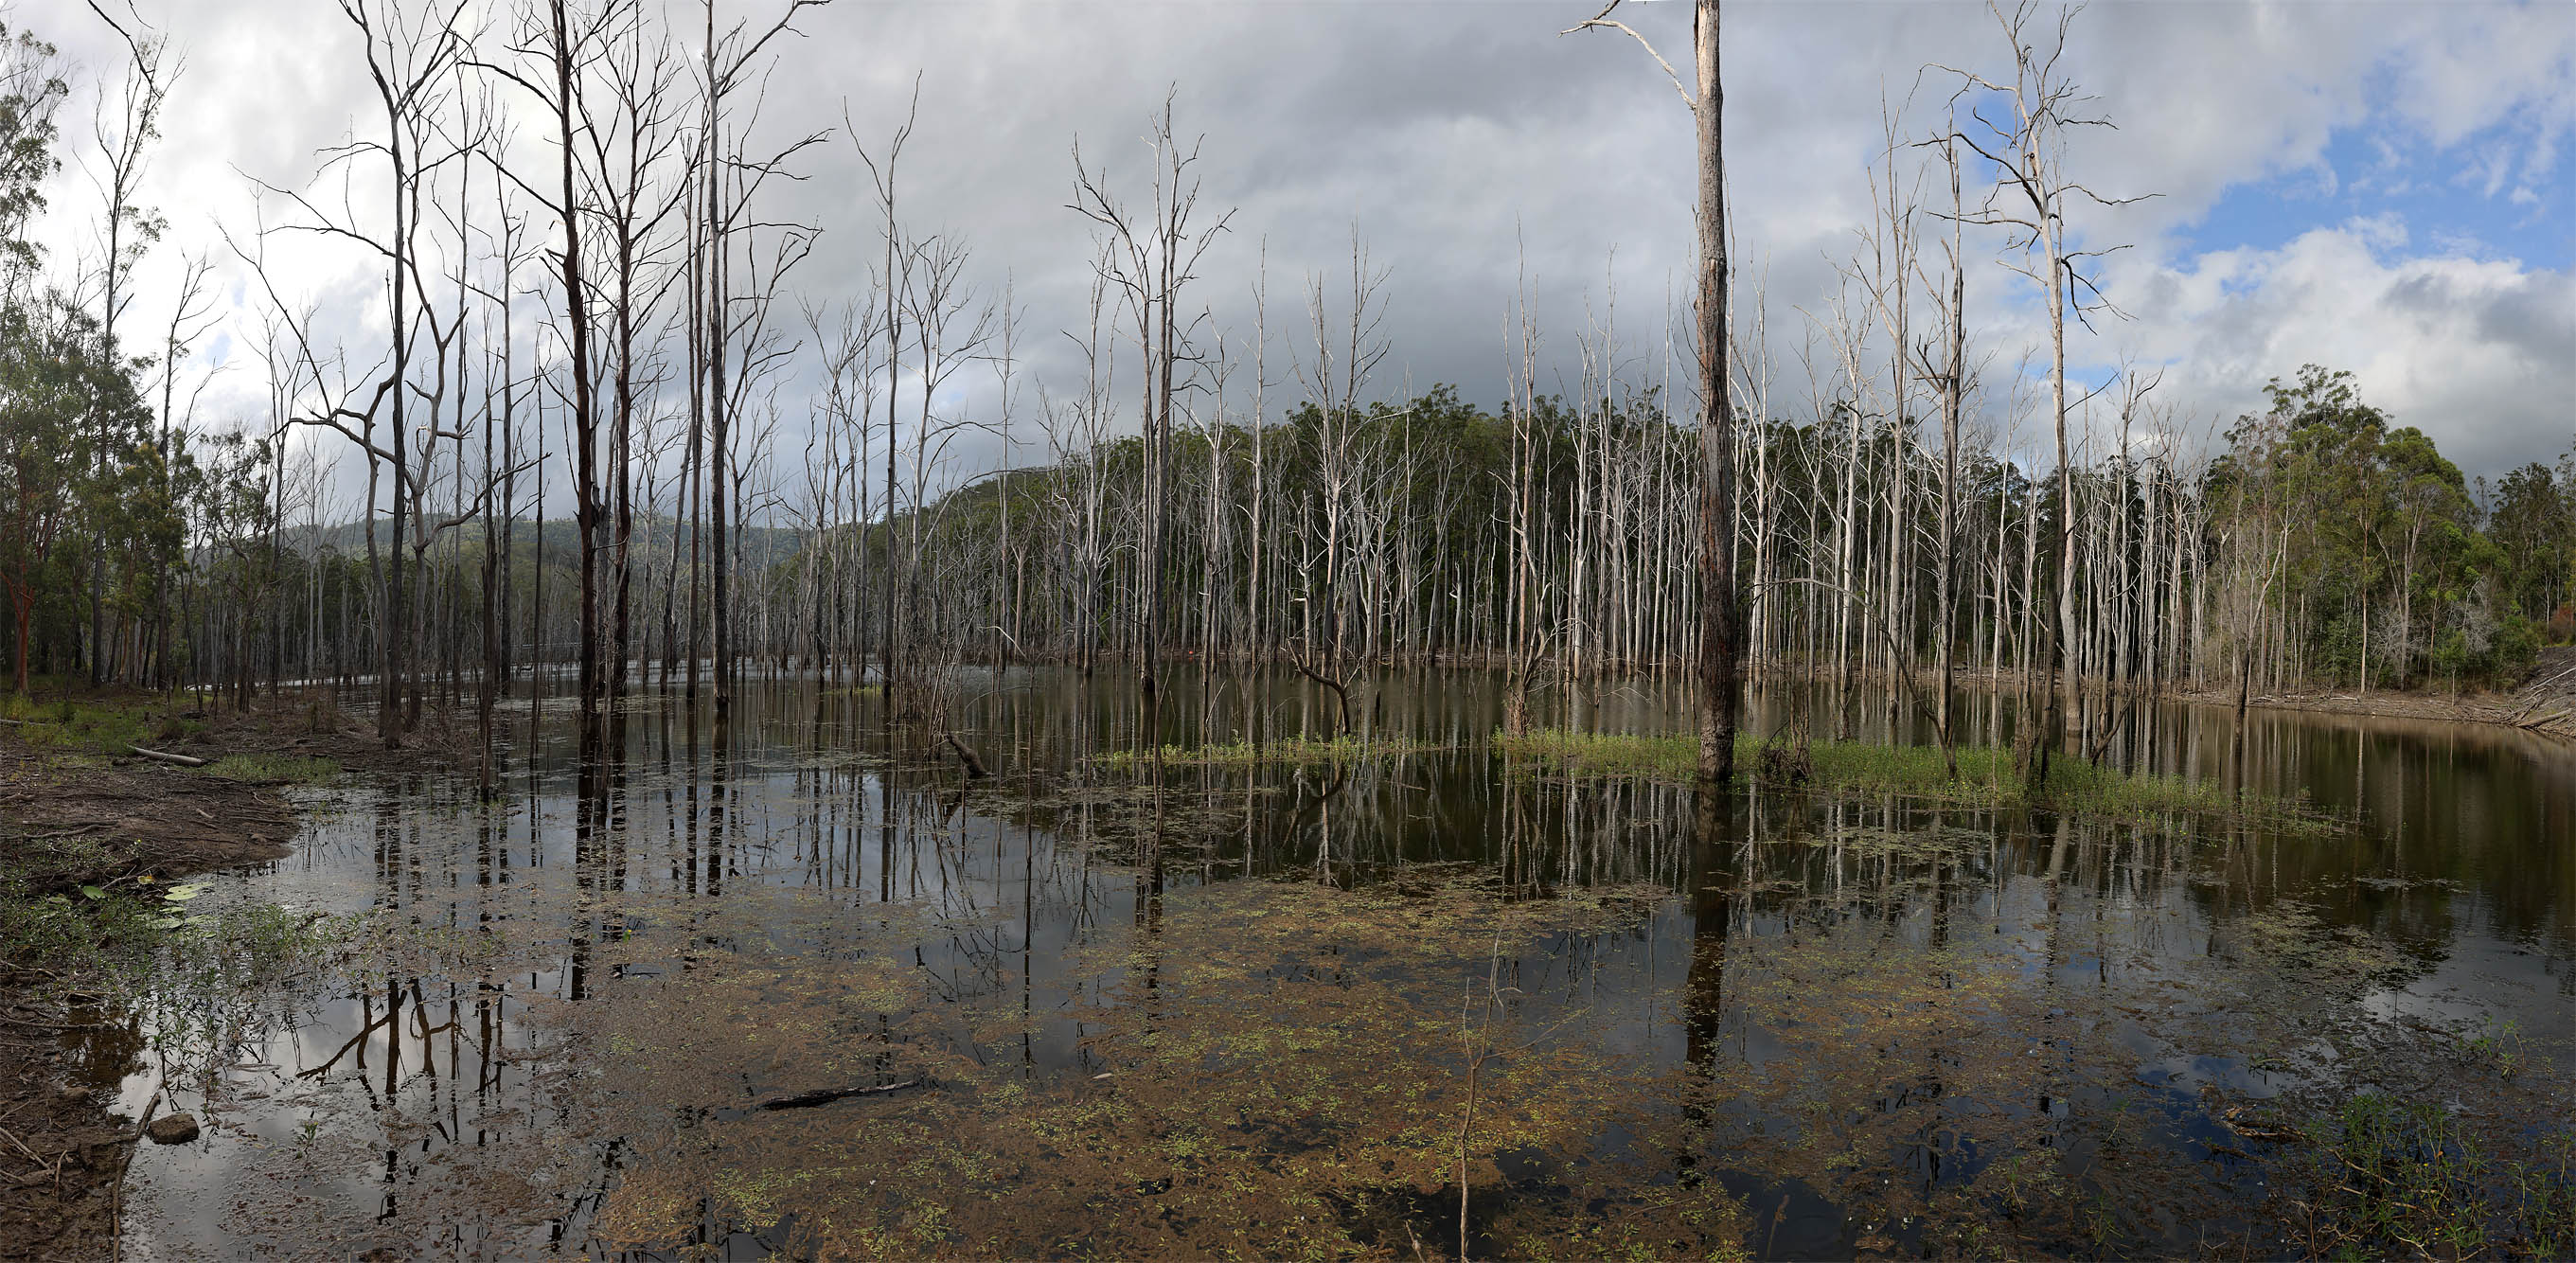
<box><xmin>2214</xmin><ymin>365</ymin><xmax>2542</xmax><ymax>687</ymax></box>
<box><xmin>185</xmin><ymin>427</ymin><xmax>279</xmax><ymax>708</ymax></box>
<box><xmin>0</xmin><ymin>17</ymin><xmax>65</xmax><ymax>281</ymax></box>
<box><xmin>2490</xmin><ymin>461</ymin><xmax>2571</xmax><ymax>632</ymax></box>
<box><xmin>0</xmin><ymin>298</ymin><xmax>157</xmax><ymax>691</ymax></box>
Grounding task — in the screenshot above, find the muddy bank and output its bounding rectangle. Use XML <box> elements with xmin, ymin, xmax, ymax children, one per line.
<box><xmin>0</xmin><ymin>691</ymin><xmax>441</xmax><ymax>1261</ymax></box>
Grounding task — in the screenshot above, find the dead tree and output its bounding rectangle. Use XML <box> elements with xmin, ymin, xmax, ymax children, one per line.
<box><xmin>699</xmin><ymin>0</ymin><xmax>828</xmax><ymax>716</ymax></box>
<box><xmin>1069</xmin><ymin>89</ymin><xmax>1235</xmax><ymax>702</ymax></box>
<box><xmin>1565</xmin><ymin>0</ymin><xmax>1736</xmax><ymax>781</ymax></box>
<box><xmin>1292</xmin><ymin>231</ymin><xmax>1391</xmax><ymax>726</ymax></box>
<box><xmin>1935</xmin><ymin>0</ymin><xmax>2151</xmax><ymax>785</ymax></box>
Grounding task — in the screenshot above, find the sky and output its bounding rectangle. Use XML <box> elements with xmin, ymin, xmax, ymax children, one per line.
<box><xmin>22</xmin><ymin>0</ymin><xmax>2576</xmax><ymax>513</ymax></box>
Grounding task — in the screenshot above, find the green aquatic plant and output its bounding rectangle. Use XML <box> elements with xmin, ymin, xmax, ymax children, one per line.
<box><xmin>1496</xmin><ymin>728</ymin><xmax>2329</xmax><ymax>829</ymax></box>
<box><xmin>0</xmin><ymin>860</ymin><xmax>360</xmax><ymax>1032</ymax></box>
<box><xmin>2279</xmin><ymin>1088</ymin><xmax>2576</xmax><ymax>1260</ymax></box>
<box><xmin>1094</xmin><ymin>733</ymin><xmax>1441</xmax><ymax>770</ymax></box>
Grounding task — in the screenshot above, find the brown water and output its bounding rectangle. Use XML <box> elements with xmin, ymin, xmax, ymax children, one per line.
<box><xmin>94</xmin><ymin>668</ymin><xmax>2575</xmax><ymax>1259</ymax></box>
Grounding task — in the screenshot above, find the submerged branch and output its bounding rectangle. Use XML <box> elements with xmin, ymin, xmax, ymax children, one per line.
<box><xmin>754</xmin><ymin>1079</ymin><xmax>920</xmax><ymax>1111</ymax></box>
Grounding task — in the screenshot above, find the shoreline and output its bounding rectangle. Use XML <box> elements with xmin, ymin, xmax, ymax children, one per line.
<box><xmin>2180</xmin><ymin>645</ymin><xmax>2576</xmax><ymax>738</ymax></box>
<box><xmin>0</xmin><ymin>692</ymin><xmax>456</xmax><ymax>1261</ymax></box>
<box><xmin>2181</xmin><ymin>685</ymin><xmax>2565</xmax><ymax>733</ymax></box>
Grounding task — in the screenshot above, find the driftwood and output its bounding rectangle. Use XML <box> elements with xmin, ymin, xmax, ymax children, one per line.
<box><xmin>2507</xmin><ymin>658</ymin><xmax>2576</xmax><ymax>734</ymax></box>
<box><xmin>127</xmin><ymin>745</ymin><xmax>210</xmax><ymax>768</ymax></box>
<box><xmin>755</xmin><ymin>1079</ymin><xmax>919</xmax><ymax>1111</ymax></box>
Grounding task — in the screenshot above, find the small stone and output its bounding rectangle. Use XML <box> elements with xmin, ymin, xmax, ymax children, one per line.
<box><xmin>145</xmin><ymin>1113</ymin><xmax>200</xmax><ymax>1145</ymax></box>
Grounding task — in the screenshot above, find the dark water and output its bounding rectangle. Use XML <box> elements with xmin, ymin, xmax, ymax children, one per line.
<box><xmin>96</xmin><ymin>668</ymin><xmax>2574</xmax><ymax>1259</ymax></box>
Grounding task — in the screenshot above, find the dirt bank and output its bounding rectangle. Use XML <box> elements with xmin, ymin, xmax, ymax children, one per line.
<box><xmin>0</xmin><ymin>690</ymin><xmax>456</xmax><ymax>1261</ymax></box>
<box><xmin>2183</xmin><ymin>645</ymin><xmax>2576</xmax><ymax>738</ymax></box>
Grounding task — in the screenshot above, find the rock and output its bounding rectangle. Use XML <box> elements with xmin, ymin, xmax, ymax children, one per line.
<box><xmin>145</xmin><ymin>1112</ymin><xmax>200</xmax><ymax>1144</ymax></box>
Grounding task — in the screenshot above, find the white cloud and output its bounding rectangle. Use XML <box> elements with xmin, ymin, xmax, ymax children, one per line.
<box><xmin>2108</xmin><ymin>219</ymin><xmax>2574</xmax><ymax>474</ymax></box>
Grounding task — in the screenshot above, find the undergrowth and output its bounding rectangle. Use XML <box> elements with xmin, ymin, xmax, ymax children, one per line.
<box><xmin>0</xmin><ymin>692</ymin><xmax>184</xmax><ymax>756</ymax></box>
<box><xmin>1</xmin><ymin>862</ymin><xmax>355</xmax><ymax>999</ymax></box>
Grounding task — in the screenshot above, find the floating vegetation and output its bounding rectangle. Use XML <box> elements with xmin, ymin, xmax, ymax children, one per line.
<box><xmin>1497</xmin><ymin>728</ymin><xmax>2328</xmax><ymax>829</ymax></box>
<box><xmin>1094</xmin><ymin>733</ymin><xmax>1442</xmax><ymax>770</ymax></box>
<box><xmin>790</xmin><ymin>747</ymin><xmax>890</xmax><ymax>774</ymax></box>
<box><xmin>0</xmin><ymin>865</ymin><xmax>364</xmax><ymax>1019</ymax></box>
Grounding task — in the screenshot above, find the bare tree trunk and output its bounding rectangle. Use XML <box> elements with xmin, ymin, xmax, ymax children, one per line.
<box><xmin>1693</xmin><ymin>0</ymin><xmax>1737</xmax><ymax>782</ymax></box>
<box><xmin>1934</xmin><ymin>141</ymin><xmax>1964</xmax><ymax>774</ymax></box>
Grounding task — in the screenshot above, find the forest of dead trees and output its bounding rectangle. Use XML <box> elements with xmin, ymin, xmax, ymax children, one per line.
<box><xmin>2</xmin><ymin>1</ymin><xmax>2570</xmax><ymax>772</ymax></box>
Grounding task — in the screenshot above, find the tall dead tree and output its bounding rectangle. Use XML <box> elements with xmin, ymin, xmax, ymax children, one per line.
<box><xmin>577</xmin><ymin>7</ymin><xmax>689</xmax><ymax>707</ymax></box>
<box><xmin>261</xmin><ymin>0</ymin><xmax>469</xmax><ymax>744</ymax></box>
<box><xmin>852</xmin><ymin>82</ymin><xmax>915</xmax><ymax>718</ymax></box>
<box><xmin>1921</xmin><ymin>136</ymin><xmax>1969</xmax><ymax>773</ymax></box>
<box><xmin>1937</xmin><ymin>0</ymin><xmax>2147</xmax><ymax>785</ymax></box>
<box><xmin>1070</xmin><ymin>90</ymin><xmax>1234</xmax><ymax>702</ymax></box>
<box><xmin>1566</xmin><ymin>0</ymin><xmax>1735</xmax><ymax>782</ymax></box>
<box><xmin>699</xmin><ymin>0</ymin><xmax>827</xmax><ymax>717</ymax></box>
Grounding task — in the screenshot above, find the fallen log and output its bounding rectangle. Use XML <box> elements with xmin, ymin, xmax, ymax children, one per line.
<box><xmin>755</xmin><ymin>1079</ymin><xmax>919</xmax><ymax>1111</ymax></box>
<box><xmin>128</xmin><ymin>746</ymin><xmax>210</xmax><ymax>768</ymax></box>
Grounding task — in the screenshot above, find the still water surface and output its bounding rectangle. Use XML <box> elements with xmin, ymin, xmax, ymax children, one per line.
<box><xmin>97</xmin><ymin>668</ymin><xmax>2574</xmax><ymax>1258</ymax></box>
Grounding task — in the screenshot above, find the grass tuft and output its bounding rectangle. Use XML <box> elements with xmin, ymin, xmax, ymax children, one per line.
<box><xmin>201</xmin><ymin>753</ymin><xmax>342</xmax><ymax>784</ymax></box>
<box><xmin>2281</xmin><ymin>1089</ymin><xmax>2575</xmax><ymax>1259</ymax></box>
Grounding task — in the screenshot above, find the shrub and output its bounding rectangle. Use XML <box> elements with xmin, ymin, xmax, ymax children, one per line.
<box><xmin>2495</xmin><ymin>614</ymin><xmax>2543</xmax><ymax>684</ymax></box>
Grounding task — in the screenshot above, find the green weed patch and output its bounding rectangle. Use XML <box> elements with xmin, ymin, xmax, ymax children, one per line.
<box><xmin>201</xmin><ymin>753</ymin><xmax>342</xmax><ymax>784</ymax></box>
<box><xmin>1095</xmin><ymin>734</ymin><xmax>1440</xmax><ymax>770</ymax></box>
<box><xmin>1496</xmin><ymin>727</ymin><xmax>2326</xmax><ymax>829</ymax></box>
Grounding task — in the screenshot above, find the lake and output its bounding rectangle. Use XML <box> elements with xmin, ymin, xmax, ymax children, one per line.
<box><xmin>100</xmin><ymin>667</ymin><xmax>2575</xmax><ymax>1259</ymax></box>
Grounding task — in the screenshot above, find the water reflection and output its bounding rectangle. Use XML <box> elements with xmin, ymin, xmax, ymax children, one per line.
<box><xmin>103</xmin><ymin>668</ymin><xmax>2574</xmax><ymax>1259</ymax></box>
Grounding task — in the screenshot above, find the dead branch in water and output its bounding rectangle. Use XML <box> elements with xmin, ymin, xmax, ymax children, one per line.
<box><xmin>755</xmin><ymin>1079</ymin><xmax>920</xmax><ymax>1111</ymax></box>
<box><xmin>943</xmin><ymin>733</ymin><xmax>990</xmax><ymax>778</ymax></box>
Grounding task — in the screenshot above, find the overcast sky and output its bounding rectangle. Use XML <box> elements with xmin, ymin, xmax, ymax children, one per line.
<box><xmin>26</xmin><ymin>0</ymin><xmax>2576</xmax><ymax>513</ymax></box>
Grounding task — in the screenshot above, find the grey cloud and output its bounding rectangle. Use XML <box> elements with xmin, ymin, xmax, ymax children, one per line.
<box><xmin>23</xmin><ymin>0</ymin><xmax>2573</xmax><ymax>495</ymax></box>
